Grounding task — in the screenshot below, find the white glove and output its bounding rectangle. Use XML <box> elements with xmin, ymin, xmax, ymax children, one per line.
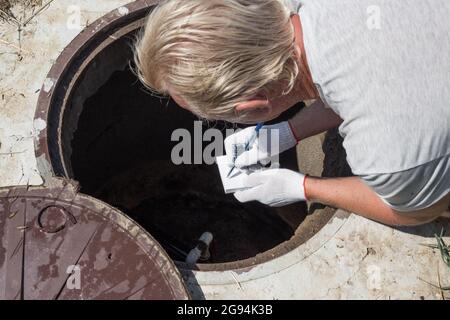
<box><xmin>235</xmin><ymin>169</ymin><xmax>306</xmax><ymax>207</ymax></box>
<box><xmin>224</xmin><ymin>121</ymin><xmax>298</xmax><ymax>169</ymax></box>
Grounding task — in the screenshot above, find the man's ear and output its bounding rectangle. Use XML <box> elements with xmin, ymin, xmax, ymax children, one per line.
<box><xmin>235</xmin><ymin>97</ymin><xmax>271</xmax><ymax>115</ymax></box>
<box><xmin>290</xmin><ymin>14</ymin><xmax>303</xmax><ymax>62</ymax></box>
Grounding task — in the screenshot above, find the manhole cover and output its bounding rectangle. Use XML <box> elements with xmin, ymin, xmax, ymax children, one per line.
<box><xmin>0</xmin><ymin>179</ymin><xmax>190</xmax><ymax>300</ymax></box>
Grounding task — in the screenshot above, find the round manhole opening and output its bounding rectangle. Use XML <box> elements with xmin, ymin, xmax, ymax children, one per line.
<box><xmin>35</xmin><ymin>1</ymin><xmax>351</xmax><ymax>271</ymax></box>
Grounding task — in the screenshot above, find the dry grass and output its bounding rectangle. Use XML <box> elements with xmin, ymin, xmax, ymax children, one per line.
<box><xmin>0</xmin><ymin>0</ymin><xmax>43</xmax><ymax>11</ymax></box>
<box><xmin>420</xmin><ymin>228</ymin><xmax>450</xmax><ymax>299</ymax></box>
<box><xmin>0</xmin><ymin>0</ymin><xmax>43</xmax><ymax>23</ymax></box>
<box><xmin>0</xmin><ymin>0</ymin><xmax>52</xmax><ymax>59</ymax></box>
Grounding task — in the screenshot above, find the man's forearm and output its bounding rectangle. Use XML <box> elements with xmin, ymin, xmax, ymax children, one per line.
<box><xmin>305</xmin><ymin>176</ymin><xmax>429</xmax><ymax>226</ymax></box>
<box><xmin>289</xmin><ymin>99</ymin><xmax>343</xmax><ymax>140</ymax></box>
<box><xmin>285</xmin><ymin>101</ymin><xmax>433</xmax><ymax>226</ymax></box>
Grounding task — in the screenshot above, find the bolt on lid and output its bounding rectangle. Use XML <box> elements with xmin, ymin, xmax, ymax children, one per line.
<box><xmin>0</xmin><ymin>178</ymin><xmax>190</xmax><ymax>300</ymax></box>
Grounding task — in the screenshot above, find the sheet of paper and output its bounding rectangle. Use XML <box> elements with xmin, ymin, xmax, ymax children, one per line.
<box><xmin>216</xmin><ymin>155</ymin><xmax>250</xmax><ymax>194</ymax></box>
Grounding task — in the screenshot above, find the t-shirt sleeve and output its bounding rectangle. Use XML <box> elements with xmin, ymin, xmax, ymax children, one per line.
<box><xmin>361</xmin><ymin>155</ymin><xmax>450</xmax><ymax>212</ymax></box>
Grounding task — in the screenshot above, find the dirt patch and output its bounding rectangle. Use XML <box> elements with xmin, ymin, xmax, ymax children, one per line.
<box><xmin>322</xmin><ymin>128</ymin><xmax>353</xmax><ymax>178</ymax></box>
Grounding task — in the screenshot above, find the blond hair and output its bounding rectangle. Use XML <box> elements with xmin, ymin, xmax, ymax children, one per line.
<box><xmin>134</xmin><ymin>0</ymin><xmax>298</xmax><ymax>121</ymax></box>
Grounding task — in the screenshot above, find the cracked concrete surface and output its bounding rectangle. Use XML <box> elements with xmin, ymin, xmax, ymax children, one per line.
<box><xmin>0</xmin><ymin>0</ymin><xmax>448</xmax><ymax>300</ymax></box>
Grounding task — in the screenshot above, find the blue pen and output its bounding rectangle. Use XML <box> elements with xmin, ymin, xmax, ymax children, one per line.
<box><xmin>227</xmin><ymin>122</ymin><xmax>264</xmax><ymax>178</ymax></box>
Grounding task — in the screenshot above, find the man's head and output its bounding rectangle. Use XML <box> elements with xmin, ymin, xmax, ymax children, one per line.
<box><xmin>134</xmin><ymin>0</ymin><xmax>299</xmax><ymax>123</ymax></box>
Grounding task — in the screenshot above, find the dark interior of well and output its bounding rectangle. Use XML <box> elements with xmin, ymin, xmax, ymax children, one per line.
<box><xmin>62</xmin><ymin>32</ymin><xmax>350</xmax><ymax>265</ymax></box>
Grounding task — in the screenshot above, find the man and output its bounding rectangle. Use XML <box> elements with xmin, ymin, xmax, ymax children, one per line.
<box><xmin>134</xmin><ymin>0</ymin><xmax>450</xmax><ymax>226</ymax></box>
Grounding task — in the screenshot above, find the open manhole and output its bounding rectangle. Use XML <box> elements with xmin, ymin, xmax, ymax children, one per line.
<box><xmin>34</xmin><ymin>0</ymin><xmax>351</xmax><ymax>272</ymax></box>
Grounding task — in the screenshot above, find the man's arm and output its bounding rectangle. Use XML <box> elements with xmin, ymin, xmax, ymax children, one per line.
<box><xmin>289</xmin><ymin>103</ymin><xmax>430</xmax><ymax>226</ymax></box>
<box><xmin>305</xmin><ymin>176</ymin><xmax>433</xmax><ymax>226</ymax></box>
<box><xmin>227</xmin><ymin>99</ymin><xmax>342</xmax><ymax>169</ymax></box>
<box><xmin>289</xmin><ymin>99</ymin><xmax>343</xmax><ymax>140</ymax></box>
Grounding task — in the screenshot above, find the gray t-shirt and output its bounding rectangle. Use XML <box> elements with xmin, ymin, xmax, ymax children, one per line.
<box><xmin>288</xmin><ymin>0</ymin><xmax>450</xmax><ymax>210</ymax></box>
<box><xmin>364</xmin><ymin>154</ymin><xmax>449</xmax><ymax>211</ymax></box>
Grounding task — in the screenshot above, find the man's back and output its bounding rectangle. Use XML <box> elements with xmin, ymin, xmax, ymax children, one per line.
<box><xmin>293</xmin><ymin>0</ymin><xmax>450</xmax><ymax>175</ymax></box>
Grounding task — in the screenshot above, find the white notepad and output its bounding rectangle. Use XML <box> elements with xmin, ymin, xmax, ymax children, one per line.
<box><xmin>216</xmin><ymin>155</ymin><xmax>250</xmax><ymax>194</ymax></box>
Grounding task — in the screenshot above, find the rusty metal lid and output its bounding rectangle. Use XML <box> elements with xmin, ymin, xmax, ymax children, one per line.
<box><xmin>0</xmin><ymin>178</ymin><xmax>190</xmax><ymax>300</ymax></box>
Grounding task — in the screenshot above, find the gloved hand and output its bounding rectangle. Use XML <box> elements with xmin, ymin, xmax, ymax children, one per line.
<box><xmin>224</xmin><ymin>121</ymin><xmax>298</xmax><ymax>169</ymax></box>
<box><xmin>235</xmin><ymin>168</ymin><xmax>307</xmax><ymax>207</ymax></box>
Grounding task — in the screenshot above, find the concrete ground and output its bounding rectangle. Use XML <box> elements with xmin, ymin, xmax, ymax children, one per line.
<box><xmin>0</xmin><ymin>0</ymin><xmax>449</xmax><ymax>300</ymax></box>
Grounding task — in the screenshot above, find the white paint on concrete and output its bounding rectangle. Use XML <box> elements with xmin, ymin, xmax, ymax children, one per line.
<box><xmin>118</xmin><ymin>6</ymin><xmax>130</xmax><ymax>16</ymax></box>
<box><xmin>33</xmin><ymin>117</ymin><xmax>47</xmax><ymax>134</ymax></box>
<box><xmin>0</xmin><ymin>0</ymin><xmax>448</xmax><ymax>300</ymax></box>
<box><xmin>42</xmin><ymin>77</ymin><xmax>54</xmax><ymax>93</ymax></box>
